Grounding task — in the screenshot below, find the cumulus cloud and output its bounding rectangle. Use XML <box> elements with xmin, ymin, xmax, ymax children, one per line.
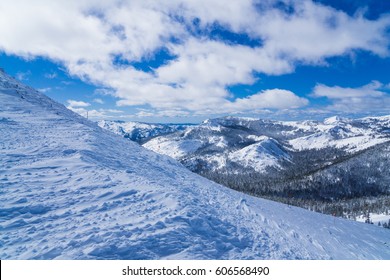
<box><xmin>254</xmin><ymin>1</ymin><xmax>390</xmax><ymax>62</ymax></box>
<box><xmin>1</xmin><ymin>0</ymin><xmax>389</xmax><ymax>116</ymax></box>
<box><xmin>313</xmin><ymin>81</ymin><xmax>385</xmax><ymax>99</ymax></box>
<box><xmin>227</xmin><ymin>89</ymin><xmax>309</xmax><ymax>111</ymax></box>
<box><xmin>67</xmin><ymin>100</ymin><xmax>91</xmax><ymax>107</ymax></box>
<box><xmin>312</xmin><ymin>81</ymin><xmax>390</xmax><ymax>112</ymax></box>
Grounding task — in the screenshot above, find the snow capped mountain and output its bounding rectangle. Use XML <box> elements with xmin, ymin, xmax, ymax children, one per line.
<box><xmin>144</xmin><ymin>133</ymin><xmax>290</xmax><ymax>173</ymax></box>
<box><xmin>97</xmin><ymin>120</ymin><xmax>188</xmax><ymax>143</ymax></box>
<box><xmin>228</xmin><ymin>137</ymin><xmax>290</xmax><ymax>173</ymax></box>
<box><xmin>143</xmin><ymin>119</ymin><xmax>293</xmax><ymax>173</ymax></box>
<box><xmin>141</xmin><ymin>117</ymin><xmax>388</xmax><ymax>178</ymax></box>
<box><xmin>1</xmin><ymin>70</ymin><xmax>390</xmax><ymax>260</ymax></box>
<box><xmin>140</xmin><ymin>115</ymin><xmax>390</xmax><ymax>173</ymax></box>
<box><xmin>287</xmin><ymin>117</ymin><xmax>388</xmax><ymax>152</ymax></box>
<box><xmin>359</xmin><ymin>115</ymin><xmax>390</xmax><ymax>133</ymax></box>
<box><xmin>323</xmin><ymin>116</ymin><xmax>350</xmax><ymax>125</ymax></box>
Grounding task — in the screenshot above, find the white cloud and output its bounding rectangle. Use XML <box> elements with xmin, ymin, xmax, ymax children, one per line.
<box><xmin>312</xmin><ymin>81</ymin><xmax>390</xmax><ymax>112</ymax></box>
<box><xmin>67</xmin><ymin>106</ymin><xmax>124</xmax><ymax>119</ymax></box>
<box><xmin>133</xmin><ymin>108</ymin><xmax>191</xmax><ymax>118</ymax></box>
<box><xmin>38</xmin><ymin>87</ymin><xmax>52</xmax><ymax>93</ymax></box>
<box><xmin>93</xmin><ymin>98</ymin><xmax>104</xmax><ymax>104</ymax></box>
<box><xmin>68</xmin><ymin>42</ymin><xmax>299</xmax><ymax>113</ymax></box>
<box><xmin>67</xmin><ymin>100</ymin><xmax>91</xmax><ymax>107</ymax></box>
<box><xmin>1</xmin><ymin>0</ymin><xmax>389</xmax><ymax>116</ymax></box>
<box><xmin>44</xmin><ymin>72</ymin><xmax>57</xmax><ymax>79</ymax></box>
<box><xmin>15</xmin><ymin>70</ymin><xmax>31</xmax><ymax>81</ymax></box>
<box><xmin>313</xmin><ymin>81</ymin><xmax>385</xmax><ymax>99</ymax></box>
<box><xmin>67</xmin><ymin>107</ymin><xmax>101</xmax><ymax>119</ymax></box>
<box><xmin>255</xmin><ymin>1</ymin><xmax>390</xmax><ymax>63</ymax></box>
<box><xmin>227</xmin><ymin>89</ymin><xmax>309</xmax><ymax>112</ymax></box>
<box><xmin>135</xmin><ymin>110</ymin><xmax>157</xmax><ymax>118</ymax></box>
<box><xmin>105</xmin><ymin>109</ymin><xmax>123</xmax><ymax>113</ymax></box>
<box><xmin>158</xmin><ymin>39</ymin><xmax>292</xmax><ymax>86</ymax></box>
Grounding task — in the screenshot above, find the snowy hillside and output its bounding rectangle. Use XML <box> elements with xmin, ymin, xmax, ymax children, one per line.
<box><xmin>228</xmin><ymin>137</ymin><xmax>290</xmax><ymax>173</ymax></box>
<box><xmin>288</xmin><ymin>116</ymin><xmax>388</xmax><ymax>152</ymax></box>
<box><xmin>1</xmin><ymin>70</ymin><xmax>390</xmax><ymax>259</ymax></box>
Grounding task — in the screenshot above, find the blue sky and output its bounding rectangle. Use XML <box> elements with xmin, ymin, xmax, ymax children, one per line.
<box><xmin>0</xmin><ymin>0</ymin><xmax>389</xmax><ymax>123</ymax></box>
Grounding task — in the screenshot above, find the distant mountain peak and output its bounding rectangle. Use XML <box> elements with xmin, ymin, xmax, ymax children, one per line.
<box><xmin>323</xmin><ymin>116</ymin><xmax>350</xmax><ymax>125</ymax></box>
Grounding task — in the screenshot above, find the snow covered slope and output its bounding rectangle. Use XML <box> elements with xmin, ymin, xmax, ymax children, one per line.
<box><xmin>1</xmin><ymin>70</ymin><xmax>389</xmax><ymax>259</ymax></box>
<box><xmin>288</xmin><ymin>116</ymin><xmax>388</xmax><ymax>152</ymax></box>
<box><xmin>228</xmin><ymin>137</ymin><xmax>290</xmax><ymax>173</ymax></box>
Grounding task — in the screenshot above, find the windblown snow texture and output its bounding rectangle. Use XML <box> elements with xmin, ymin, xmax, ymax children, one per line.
<box><xmin>1</xmin><ymin>70</ymin><xmax>389</xmax><ymax>259</ymax></box>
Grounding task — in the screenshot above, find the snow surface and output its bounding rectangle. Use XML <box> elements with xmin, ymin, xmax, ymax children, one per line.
<box><xmin>143</xmin><ymin>138</ymin><xmax>203</xmax><ymax>159</ymax></box>
<box><xmin>287</xmin><ymin>121</ymin><xmax>388</xmax><ymax>152</ymax></box>
<box><xmin>356</xmin><ymin>214</ymin><xmax>390</xmax><ymax>226</ymax></box>
<box><xmin>1</xmin><ymin>72</ymin><xmax>390</xmax><ymax>259</ymax></box>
